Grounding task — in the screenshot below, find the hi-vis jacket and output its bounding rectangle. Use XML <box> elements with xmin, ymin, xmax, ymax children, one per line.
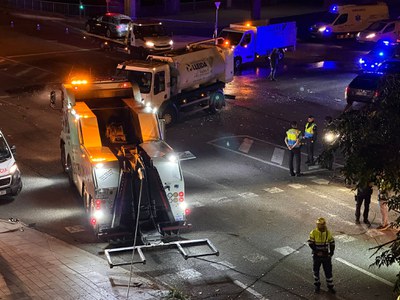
<box><xmin>308</xmin><ymin>228</ymin><xmax>335</xmax><ymax>256</ymax></box>
<box><xmin>304</xmin><ymin>122</ymin><xmax>316</xmax><ymax>139</ymax></box>
<box><xmin>286</xmin><ymin>128</ymin><xmax>302</xmax><ymax>147</ymax></box>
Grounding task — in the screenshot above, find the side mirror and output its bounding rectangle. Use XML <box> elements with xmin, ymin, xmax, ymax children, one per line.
<box><xmin>10</xmin><ymin>145</ymin><xmax>16</xmax><ymax>156</ymax></box>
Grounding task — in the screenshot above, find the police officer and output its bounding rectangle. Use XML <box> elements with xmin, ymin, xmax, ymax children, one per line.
<box><xmin>268</xmin><ymin>48</ymin><xmax>279</xmax><ymax>81</ymax></box>
<box><xmin>308</xmin><ymin>217</ymin><xmax>336</xmax><ymax>294</ymax></box>
<box><xmin>355</xmin><ymin>182</ymin><xmax>373</xmax><ymax>226</ymax></box>
<box><xmin>304</xmin><ymin>115</ymin><xmax>317</xmax><ymax>165</ymax></box>
<box><xmin>284</xmin><ymin>121</ymin><xmax>302</xmax><ymax>176</ymax></box>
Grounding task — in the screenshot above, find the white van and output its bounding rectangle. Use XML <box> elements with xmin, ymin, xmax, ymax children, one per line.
<box><xmin>0</xmin><ymin>130</ymin><xmax>22</xmax><ymax>197</ymax></box>
<box><xmin>310</xmin><ymin>2</ymin><xmax>389</xmax><ymax>39</ymax></box>
<box><xmin>357</xmin><ymin>19</ymin><xmax>400</xmax><ymax>43</ymax></box>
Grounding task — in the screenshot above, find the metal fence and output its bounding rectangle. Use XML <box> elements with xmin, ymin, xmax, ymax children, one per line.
<box><xmin>7</xmin><ymin>0</ymin><xmax>121</xmax><ymax>17</ymax></box>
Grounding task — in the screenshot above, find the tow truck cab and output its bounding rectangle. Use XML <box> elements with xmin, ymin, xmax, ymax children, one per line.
<box><xmin>0</xmin><ymin>131</ymin><xmax>22</xmax><ymax>197</ymax></box>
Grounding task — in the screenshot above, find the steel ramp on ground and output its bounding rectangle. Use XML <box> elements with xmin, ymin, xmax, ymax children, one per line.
<box><xmin>104</xmin><ymin>238</ymin><xmax>219</xmax><ymax>268</ymax></box>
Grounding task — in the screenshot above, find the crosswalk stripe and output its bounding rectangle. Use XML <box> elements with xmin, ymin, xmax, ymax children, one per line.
<box><xmin>263</xmin><ymin>187</ymin><xmax>284</xmax><ymax>194</ymax></box>
<box><xmin>238</xmin><ymin>137</ymin><xmax>253</xmax><ymax>153</ymax></box>
<box><xmin>15</xmin><ymin>67</ymin><xmax>35</xmax><ymax>77</ymax></box>
<box><xmin>288</xmin><ymin>184</ymin><xmax>307</xmax><ymax>189</ymax></box>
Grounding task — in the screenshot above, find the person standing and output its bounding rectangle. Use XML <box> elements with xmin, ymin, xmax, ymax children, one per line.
<box><xmin>284</xmin><ymin>121</ymin><xmax>302</xmax><ymax>177</ymax></box>
<box><xmin>304</xmin><ymin>115</ymin><xmax>317</xmax><ymax>165</ymax></box>
<box><xmin>355</xmin><ymin>182</ymin><xmax>373</xmax><ymax>226</ymax></box>
<box><xmin>308</xmin><ymin>217</ymin><xmax>336</xmax><ymax>294</ymax></box>
<box><xmin>268</xmin><ymin>48</ymin><xmax>279</xmax><ymax>81</ymax></box>
<box><xmin>377</xmin><ymin>176</ymin><xmax>391</xmax><ymax>230</ymax></box>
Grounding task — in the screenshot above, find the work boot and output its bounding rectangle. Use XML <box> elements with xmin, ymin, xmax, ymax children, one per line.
<box><xmin>355</xmin><ymin>219</ymin><xmax>360</xmax><ymax>225</ymax></box>
<box><xmin>364</xmin><ymin>219</ymin><xmax>371</xmax><ymax>226</ymax></box>
<box><xmin>314</xmin><ymin>285</ymin><xmax>320</xmax><ymax>293</ymax></box>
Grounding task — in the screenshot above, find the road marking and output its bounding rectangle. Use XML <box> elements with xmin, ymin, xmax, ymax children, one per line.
<box><xmin>233</xmin><ymin>280</ymin><xmax>268</xmax><ymax>300</ymax></box>
<box><xmin>239</xmin><ymin>192</ymin><xmax>259</xmax><ymax>199</ymax></box>
<box><xmin>335</xmin><ymin>234</ymin><xmax>356</xmax><ymax>243</ymax></box>
<box><xmin>263</xmin><ymin>187</ymin><xmax>284</xmax><ymax>194</ymax></box>
<box><xmin>335</xmin><ymin>257</ymin><xmax>394</xmax><ymax>286</ymax></box>
<box><xmin>243</xmin><ymin>253</ymin><xmax>268</xmax><ymax>263</ymax></box>
<box><xmin>177</xmin><ymin>268</ymin><xmax>202</xmax><ymax>280</ymax></box>
<box><xmin>210</xmin><ymin>260</ymin><xmax>236</xmax><ymax>271</ymax></box>
<box><xmin>311</xmin><ymin>178</ymin><xmax>329</xmax><ymax>185</ymax></box>
<box><xmin>178</xmin><ymin>150</ymin><xmax>196</xmax><ymax>161</ymax></box>
<box><xmin>6</xmin><ymin>48</ymin><xmax>94</xmax><ymax>59</ymax></box>
<box><xmin>288</xmin><ymin>184</ymin><xmax>307</xmax><ymax>189</ymax></box>
<box><xmin>64</xmin><ymin>225</ymin><xmax>85</xmax><ymax>233</ymax></box>
<box><xmin>271</xmin><ymin>147</ymin><xmax>284</xmax><ymax>165</ymax></box>
<box><xmin>189</xmin><ymin>201</ymin><xmax>204</xmax><ymax>208</ymax></box>
<box><xmin>238</xmin><ymin>137</ymin><xmax>253</xmax><ymax>153</ymax></box>
<box><xmin>274</xmin><ymin>246</ymin><xmax>298</xmax><ymax>256</ymax></box>
<box><xmin>15</xmin><ymin>67</ymin><xmax>34</xmax><ymax>77</ymax></box>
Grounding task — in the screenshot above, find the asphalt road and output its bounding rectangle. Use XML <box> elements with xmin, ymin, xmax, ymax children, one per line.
<box><xmin>0</xmin><ymin>10</ymin><xmax>398</xmax><ymax>300</ymax></box>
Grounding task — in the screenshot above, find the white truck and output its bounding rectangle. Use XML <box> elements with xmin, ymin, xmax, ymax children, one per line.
<box><xmin>50</xmin><ymin>79</ymin><xmax>189</xmax><ymax>240</ymax></box>
<box><xmin>309</xmin><ymin>2</ymin><xmax>389</xmax><ymax>39</ymax></box>
<box><xmin>116</xmin><ymin>39</ymin><xmax>234</xmax><ymax>125</ymax></box>
<box><xmin>218</xmin><ymin>21</ymin><xmax>297</xmax><ymax>71</ymax></box>
<box><xmin>85</xmin><ymin>18</ymin><xmax>173</xmax><ymax>58</ymax></box>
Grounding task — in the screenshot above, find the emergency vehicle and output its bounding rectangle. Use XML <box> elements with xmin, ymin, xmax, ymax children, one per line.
<box><xmin>0</xmin><ymin>130</ymin><xmax>22</xmax><ymax>197</ymax></box>
<box><xmin>310</xmin><ymin>2</ymin><xmax>389</xmax><ymax>39</ymax></box>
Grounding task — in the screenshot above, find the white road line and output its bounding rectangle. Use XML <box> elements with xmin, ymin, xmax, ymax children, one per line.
<box><xmin>233</xmin><ymin>280</ymin><xmax>268</xmax><ymax>300</ymax></box>
<box><xmin>15</xmin><ymin>67</ymin><xmax>34</xmax><ymax>77</ymax></box>
<box><xmin>238</xmin><ymin>137</ymin><xmax>253</xmax><ymax>153</ymax></box>
<box><xmin>335</xmin><ymin>257</ymin><xmax>394</xmax><ymax>286</ymax></box>
<box><xmin>6</xmin><ymin>48</ymin><xmax>94</xmax><ymax>59</ymax></box>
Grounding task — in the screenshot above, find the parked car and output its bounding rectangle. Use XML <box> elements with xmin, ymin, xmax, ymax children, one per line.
<box><xmin>85</xmin><ymin>13</ymin><xmax>131</xmax><ymax>38</ymax></box>
<box><xmin>345</xmin><ymin>59</ymin><xmax>400</xmax><ymax>108</ymax></box>
<box><xmin>358</xmin><ymin>41</ymin><xmax>400</xmax><ymax>71</ymax></box>
<box><xmin>0</xmin><ymin>130</ymin><xmax>22</xmax><ymax>197</ymax></box>
<box><xmin>356</xmin><ymin>19</ymin><xmax>400</xmax><ymax>44</ymax></box>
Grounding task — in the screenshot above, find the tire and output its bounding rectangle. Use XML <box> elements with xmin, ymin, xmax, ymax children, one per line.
<box><xmin>161</xmin><ymin>106</ymin><xmax>177</xmax><ymax>126</ymax></box>
<box><xmin>278</xmin><ymin>49</ymin><xmax>285</xmax><ymax>61</ymax></box>
<box><xmin>60</xmin><ymin>142</ymin><xmax>67</xmax><ymax>172</ymax></box>
<box><xmin>106</xmin><ymin>29</ymin><xmax>112</xmax><ymax>38</ymax></box>
<box><xmin>209</xmin><ymin>90</ymin><xmax>225</xmax><ymax>113</ymax></box>
<box><xmin>234</xmin><ymin>57</ymin><xmax>242</xmax><ymax>72</ymax></box>
<box><xmin>85</xmin><ymin>24</ymin><xmax>91</xmax><ymax>33</ymax></box>
<box><xmin>66</xmin><ymin>156</ymin><xmax>74</xmax><ymax>186</ymax></box>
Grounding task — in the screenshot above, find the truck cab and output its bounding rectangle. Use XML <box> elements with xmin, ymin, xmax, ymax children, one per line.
<box><xmin>310</xmin><ymin>3</ymin><xmax>389</xmax><ymax>38</ymax></box>
<box><xmin>0</xmin><ymin>130</ymin><xmax>22</xmax><ymax>197</ymax></box>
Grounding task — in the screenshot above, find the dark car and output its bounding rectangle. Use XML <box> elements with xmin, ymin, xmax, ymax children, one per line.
<box><xmin>85</xmin><ymin>13</ymin><xmax>131</xmax><ymax>38</ymax></box>
<box><xmin>345</xmin><ymin>59</ymin><xmax>400</xmax><ymax>108</ymax></box>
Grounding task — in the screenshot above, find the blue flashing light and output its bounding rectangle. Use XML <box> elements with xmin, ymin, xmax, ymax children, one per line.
<box><xmin>329</xmin><ymin>4</ymin><xmax>338</xmax><ymax>13</ymax></box>
<box><xmin>378</xmin><ymin>52</ymin><xmax>384</xmax><ymax>56</ymax></box>
<box><xmin>383</xmin><ymin>40</ymin><xmax>390</xmax><ymax>46</ymax></box>
<box><xmin>371</xmin><ymin>65</ymin><xmax>375</xmax><ymax>68</ymax></box>
<box><xmin>359</xmin><ymin>58</ymin><xmax>365</xmax><ymax>64</ymax></box>
<box><xmin>325</xmin><ymin>28</ymin><xmax>331</xmax><ymax>33</ymax></box>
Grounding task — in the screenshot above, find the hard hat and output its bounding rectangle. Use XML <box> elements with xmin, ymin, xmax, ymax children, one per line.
<box><xmin>316</xmin><ymin>217</ymin><xmax>326</xmax><ymax>225</ymax></box>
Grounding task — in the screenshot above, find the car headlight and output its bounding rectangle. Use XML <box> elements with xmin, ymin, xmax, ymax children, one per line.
<box><xmin>169</xmin><ymin>40</ymin><xmax>173</xmax><ymax>46</ymax></box>
<box><xmin>9</xmin><ymin>164</ymin><xmax>18</xmax><ymax>174</ymax></box>
<box><xmin>366</xmin><ymin>33</ymin><xmax>376</xmax><ymax>39</ymax></box>
<box><xmin>145</xmin><ymin>41</ymin><xmax>155</xmax><ymax>47</ymax></box>
<box><xmin>318</xmin><ymin>26</ymin><xmax>327</xmax><ymax>32</ymax></box>
<box><xmin>356</xmin><ymin>32</ymin><xmax>361</xmax><ymax>37</ymax></box>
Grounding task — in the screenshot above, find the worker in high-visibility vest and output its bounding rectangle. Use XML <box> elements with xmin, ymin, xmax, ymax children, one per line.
<box><xmin>308</xmin><ymin>217</ymin><xmax>336</xmax><ymax>294</ymax></box>
<box><xmin>304</xmin><ymin>115</ymin><xmax>317</xmax><ymax>165</ymax></box>
<box><xmin>284</xmin><ymin>121</ymin><xmax>302</xmax><ymax>176</ymax></box>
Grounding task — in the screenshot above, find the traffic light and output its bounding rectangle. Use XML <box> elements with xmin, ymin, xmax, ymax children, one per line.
<box><xmin>79</xmin><ymin>1</ymin><xmax>84</xmax><ymax>10</ymax></box>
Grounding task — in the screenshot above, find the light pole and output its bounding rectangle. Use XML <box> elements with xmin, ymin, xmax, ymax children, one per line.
<box><xmin>214</xmin><ymin>1</ymin><xmax>221</xmax><ymax>38</ymax></box>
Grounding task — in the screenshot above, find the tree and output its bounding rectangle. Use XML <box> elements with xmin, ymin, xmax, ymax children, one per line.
<box><xmin>319</xmin><ymin>74</ymin><xmax>400</xmax><ymax>295</ymax></box>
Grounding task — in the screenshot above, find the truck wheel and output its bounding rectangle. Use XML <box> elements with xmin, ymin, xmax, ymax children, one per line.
<box><xmin>66</xmin><ymin>156</ymin><xmax>74</xmax><ymax>186</ymax></box>
<box><xmin>234</xmin><ymin>57</ymin><xmax>242</xmax><ymax>72</ymax></box>
<box><xmin>278</xmin><ymin>49</ymin><xmax>285</xmax><ymax>60</ymax></box>
<box><xmin>209</xmin><ymin>91</ymin><xmax>225</xmax><ymax>113</ymax></box>
<box><xmin>161</xmin><ymin>107</ymin><xmax>177</xmax><ymax>126</ymax></box>
<box><xmin>106</xmin><ymin>29</ymin><xmax>112</xmax><ymax>38</ymax></box>
<box><xmin>85</xmin><ymin>24</ymin><xmax>91</xmax><ymax>33</ymax></box>
<box><xmin>61</xmin><ymin>143</ymin><xmax>67</xmax><ymax>172</ymax></box>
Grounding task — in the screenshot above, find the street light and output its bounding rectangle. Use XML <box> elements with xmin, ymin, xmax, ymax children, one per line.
<box><xmin>214</xmin><ymin>1</ymin><xmax>221</xmax><ymax>39</ymax></box>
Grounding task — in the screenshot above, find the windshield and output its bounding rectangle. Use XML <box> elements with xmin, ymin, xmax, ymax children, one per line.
<box><xmin>119</xmin><ymin>19</ymin><xmax>131</xmax><ymax>25</ymax></box>
<box><xmin>366</xmin><ymin>21</ymin><xmax>388</xmax><ymax>32</ymax></box>
<box><xmin>117</xmin><ymin>70</ymin><xmax>152</xmax><ymax>94</ymax></box>
<box><xmin>378</xmin><ymin>61</ymin><xmax>400</xmax><ymax>73</ymax></box>
<box><xmin>136</xmin><ymin>25</ymin><xmax>167</xmax><ymax>37</ymax></box>
<box><xmin>0</xmin><ymin>136</ymin><xmax>11</xmax><ymax>162</ymax></box>
<box><xmin>219</xmin><ymin>30</ymin><xmax>243</xmax><ymax>46</ymax></box>
<box><xmin>321</xmin><ymin>12</ymin><xmax>339</xmax><ymax>24</ymax></box>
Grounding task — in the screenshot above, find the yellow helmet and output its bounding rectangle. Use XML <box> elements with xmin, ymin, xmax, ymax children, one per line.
<box><xmin>316</xmin><ymin>217</ymin><xmax>326</xmax><ymax>225</ymax></box>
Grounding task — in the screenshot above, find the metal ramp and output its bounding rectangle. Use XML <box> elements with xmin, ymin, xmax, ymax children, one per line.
<box><xmin>104</xmin><ymin>238</ymin><xmax>219</xmax><ymax>268</ymax></box>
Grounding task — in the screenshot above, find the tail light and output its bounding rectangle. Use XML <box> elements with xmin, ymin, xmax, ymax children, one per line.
<box><xmin>179</xmin><ymin>191</ymin><xmax>184</xmax><ymax>202</ymax></box>
<box><xmin>95</xmin><ymin>199</ymin><xmax>101</xmax><ymax>210</ymax></box>
<box><xmin>344</xmin><ymin>86</ymin><xmax>349</xmax><ymax>99</ymax></box>
<box><xmin>372</xmin><ymin>90</ymin><xmax>379</xmax><ymax>102</ymax></box>
<box><xmin>90</xmin><ymin>218</ymin><xmax>97</xmax><ymax>225</ymax></box>
<box><xmin>116</xmin><ymin>25</ymin><xmax>122</xmax><ymax>30</ymax></box>
<box><xmin>184</xmin><ymin>208</ymin><xmax>191</xmax><ymax>215</ymax></box>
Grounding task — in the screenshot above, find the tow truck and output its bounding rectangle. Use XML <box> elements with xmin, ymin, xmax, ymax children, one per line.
<box><xmin>50</xmin><ymin>78</ymin><xmax>218</xmax><ymax>265</ymax></box>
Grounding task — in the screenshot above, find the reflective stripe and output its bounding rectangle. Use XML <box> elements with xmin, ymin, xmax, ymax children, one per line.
<box><xmin>286</xmin><ymin>128</ymin><xmax>301</xmax><ymax>146</ymax></box>
<box><xmin>304</xmin><ymin>122</ymin><xmax>316</xmax><ymax>138</ymax></box>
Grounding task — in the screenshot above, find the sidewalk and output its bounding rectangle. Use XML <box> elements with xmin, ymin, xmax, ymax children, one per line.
<box><xmin>0</xmin><ymin>219</ymin><xmax>168</xmax><ymax>299</ymax></box>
